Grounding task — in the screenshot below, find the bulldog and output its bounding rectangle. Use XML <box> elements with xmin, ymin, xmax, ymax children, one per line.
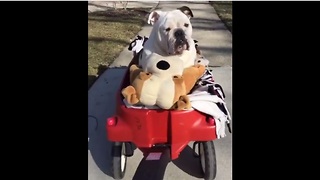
<box><xmin>139</xmin><ymin>6</ymin><xmax>197</xmax><ymax>70</ymax></box>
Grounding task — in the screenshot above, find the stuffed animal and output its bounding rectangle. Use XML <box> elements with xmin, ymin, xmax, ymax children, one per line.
<box><xmin>122</xmin><ymin>52</ymin><xmax>205</xmax><ymax>110</ymax></box>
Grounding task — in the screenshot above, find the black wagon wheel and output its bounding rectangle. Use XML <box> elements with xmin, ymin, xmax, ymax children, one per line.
<box><xmin>111</xmin><ymin>142</ymin><xmax>127</xmax><ymax>179</ymax></box>
<box><xmin>198</xmin><ymin>140</ymin><xmax>217</xmax><ymax>180</ymax></box>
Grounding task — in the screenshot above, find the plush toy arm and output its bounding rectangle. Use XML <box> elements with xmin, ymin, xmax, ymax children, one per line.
<box><xmin>182</xmin><ymin>64</ymin><xmax>206</xmax><ymax>94</ymax></box>
<box><xmin>170</xmin><ymin>64</ymin><xmax>205</xmax><ymax>110</ymax></box>
<box><xmin>129</xmin><ymin>64</ymin><xmax>143</xmax><ymax>84</ymax></box>
<box><xmin>177</xmin><ymin>95</ymin><xmax>192</xmax><ymax>110</ymax></box>
<box><xmin>170</xmin><ymin>76</ymin><xmax>192</xmax><ymax>110</ymax></box>
<box><xmin>171</xmin><ymin>95</ymin><xmax>192</xmax><ymax>110</ymax></box>
<box><xmin>122</xmin><ymin>86</ymin><xmax>140</xmax><ymax>105</ymax></box>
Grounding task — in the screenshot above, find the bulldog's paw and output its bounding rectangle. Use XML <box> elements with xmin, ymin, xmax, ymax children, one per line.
<box><xmin>139</xmin><ymin>72</ymin><xmax>152</xmax><ymax>80</ymax></box>
<box><xmin>121</xmin><ymin>86</ymin><xmax>139</xmax><ymax>104</ymax></box>
<box><xmin>176</xmin><ymin>95</ymin><xmax>192</xmax><ymax>110</ymax></box>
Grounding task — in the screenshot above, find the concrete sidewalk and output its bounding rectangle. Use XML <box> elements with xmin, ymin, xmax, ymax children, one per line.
<box><xmin>88</xmin><ymin>1</ymin><xmax>232</xmax><ymax>180</ymax></box>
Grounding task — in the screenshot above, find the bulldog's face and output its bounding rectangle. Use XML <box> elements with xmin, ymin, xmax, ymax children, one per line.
<box><xmin>148</xmin><ymin>7</ymin><xmax>194</xmax><ymax>55</ymax></box>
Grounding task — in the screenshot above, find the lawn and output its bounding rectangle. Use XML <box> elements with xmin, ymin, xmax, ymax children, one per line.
<box><xmin>210</xmin><ymin>1</ymin><xmax>232</xmax><ymax>33</ymax></box>
<box><xmin>88</xmin><ymin>8</ymin><xmax>150</xmax><ymax>89</ymax></box>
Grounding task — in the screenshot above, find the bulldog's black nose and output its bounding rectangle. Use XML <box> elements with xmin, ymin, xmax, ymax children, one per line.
<box><xmin>156</xmin><ymin>60</ymin><xmax>170</xmax><ymax>70</ymax></box>
<box><xmin>174</xmin><ymin>29</ymin><xmax>185</xmax><ymax>38</ymax></box>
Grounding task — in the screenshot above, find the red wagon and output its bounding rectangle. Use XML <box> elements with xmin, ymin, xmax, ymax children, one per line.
<box><xmin>106</xmin><ymin>58</ymin><xmax>219</xmax><ymax>180</ymax></box>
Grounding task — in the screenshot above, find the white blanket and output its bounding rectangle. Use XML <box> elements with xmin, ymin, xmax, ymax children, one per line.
<box><xmin>188</xmin><ymin>85</ymin><xmax>231</xmax><ymax>139</ymax></box>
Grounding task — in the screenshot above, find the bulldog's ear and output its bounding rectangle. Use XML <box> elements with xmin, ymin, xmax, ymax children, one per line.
<box><xmin>147</xmin><ymin>11</ymin><xmax>161</xmax><ymax>25</ymax></box>
<box><xmin>177</xmin><ymin>6</ymin><xmax>194</xmax><ymax>19</ymax></box>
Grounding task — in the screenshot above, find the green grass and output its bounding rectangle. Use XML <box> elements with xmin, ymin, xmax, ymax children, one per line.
<box><xmin>210</xmin><ymin>1</ymin><xmax>232</xmax><ymax>33</ymax></box>
<box><xmin>88</xmin><ymin>8</ymin><xmax>150</xmax><ymax>89</ymax></box>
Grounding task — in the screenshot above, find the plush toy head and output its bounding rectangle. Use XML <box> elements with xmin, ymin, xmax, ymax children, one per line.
<box><xmin>122</xmin><ymin>52</ymin><xmax>206</xmax><ymax>110</ymax></box>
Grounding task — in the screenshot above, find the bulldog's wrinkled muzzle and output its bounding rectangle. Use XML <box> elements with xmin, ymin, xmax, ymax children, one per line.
<box><xmin>174</xmin><ymin>29</ymin><xmax>189</xmax><ymax>54</ymax></box>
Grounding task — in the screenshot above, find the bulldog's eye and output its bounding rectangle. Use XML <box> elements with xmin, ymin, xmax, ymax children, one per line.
<box><xmin>184</xmin><ymin>23</ymin><xmax>189</xmax><ymax>28</ymax></box>
<box><xmin>165</xmin><ymin>27</ymin><xmax>171</xmax><ymax>32</ymax></box>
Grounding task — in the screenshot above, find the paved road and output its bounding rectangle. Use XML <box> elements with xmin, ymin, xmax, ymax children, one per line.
<box><xmin>88</xmin><ymin>1</ymin><xmax>232</xmax><ymax>180</ymax></box>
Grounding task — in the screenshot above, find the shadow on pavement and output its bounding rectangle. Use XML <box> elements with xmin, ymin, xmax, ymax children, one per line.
<box><xmin>88</xmin><ymin>64</ymin><xmax>109</xmax><ymax>90</ymax></box>
<box><xmin>133</xmin><ymin>148</ymin><xmax>171</xmax><ymax>180</ymax></box>
<box><xmin>131</xmin><ymin>145</ymin><xmax>203</xmax><ymax>179</ymax></box>
<box><xmin>88</xmin><ymin>67</ymin><xmax>128</xmax><ymax>177</ymax></box>
<box><xmin>198</xmin><ymin>46</ymin><xmax>232</xmax><ymax>55</ymax></box>
<box><xmin>191</xmin><ymin>17</ymin><xmax>228</xmax><ymax>31</ymax></box>
<box><xmin>88</xmin><ymin>122</ymin><xmax>113</xmax><ymax>176</ymax></box>
<box><xmin>172</xmin><ymin>145</ymin><xmax>203</xmax><ymax>178</ymax></box>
